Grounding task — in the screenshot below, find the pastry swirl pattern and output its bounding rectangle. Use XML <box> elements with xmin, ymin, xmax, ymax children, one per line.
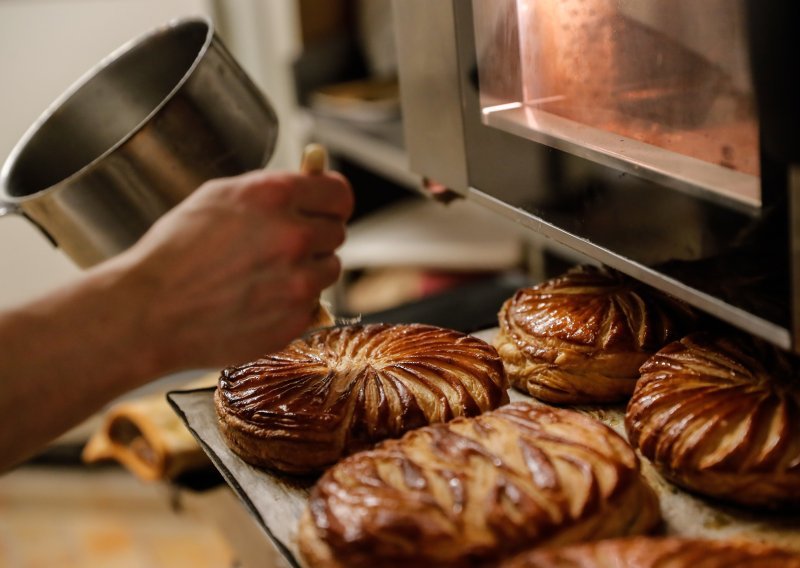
<box><xmin>494</xmin><ymin>265</ymin><xmax>697</xmax><ymax>404</ymax></box>
<box><xmin>298</xmin><ymin>402</ymin><xmax>660</xmax><ymax>568</ymax></box>
<box><xmin>215</xmin><ymin>323</ymin><xmax>508</xmax><ymax>474</ymax></box>
<box><xmin>626</xmin><ymin>332</ymin><xmax>800</xmax><ymax>508</ymax></box>
<box><xmin>499</xmin><ymin>536</ymin><xmax>800</xmax><ymax>567</ymax></box>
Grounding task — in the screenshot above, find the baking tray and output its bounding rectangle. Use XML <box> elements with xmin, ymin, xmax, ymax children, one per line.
<box><xmin>168</xmin><ymin>330</ymin><xmax>800</xmax><ymax>567</ymax></box>
<box><xmin>167</xmin><ymin>386</ymin><xmax>308</xmax><ymax>568</ymax></box>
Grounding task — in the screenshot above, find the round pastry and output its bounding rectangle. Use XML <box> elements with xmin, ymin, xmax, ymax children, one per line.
<box><xmin>214</xmin><ymin>323</ymin><xmax>509</xmax><ymax>474</ymax></box>
<box><xmin>626</xmin><ymin>332</ymin><xmax>800</xmax><ymax>508</ymax></box>
<box><xmin>494</xmin><ymin>265</ymin><xmax>697</xmax><ymax>404</ymax></box>
<box><xmin>298</xmin><ymin>402</ymin><xmax>661</xmax><ymax>568</ymax></box>
<box><xmin>499</xmin><ymin>536</ymin><xmax>800</xmax><ymax>567</ymax></box>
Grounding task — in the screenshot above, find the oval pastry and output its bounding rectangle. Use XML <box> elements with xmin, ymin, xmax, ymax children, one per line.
<box><xmin>298</xmin><ymin>402</ymin><xmax>660</xmax><ymax>568</ymax></box>
<box><xmin>499</xmin><ymin>537</ymin><xmax>800</xmax><ymax>567</ymax></box>
<box><xmin>215</xmin><ymin>323</ymin><xmax>508</xmax><ymax>474</ymax></box>
<box><xmin>626</xmin><ymin>332</ymin><xmax>800</xmax><ymax>508</ymax></box>
<box><xmin>494</xmin><ymin>265</ymin><xmax>697</xmax><ymax>404</ymax></box>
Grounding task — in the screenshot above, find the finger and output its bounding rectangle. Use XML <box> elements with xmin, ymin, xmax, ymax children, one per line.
<box><xmin>220</xmin><ymin>170</ymin><xmax>353</xmax><ymax>220</ymax></box>
<box><xmin>273</xmin><ymin>216</ymin><xmax>346</xmax><ymax>262</ymax></box>
<box><xmin>247</xmin><ymin>254</ymin><xmax>341</xmax><ymax>312</ymax></box>
<box><xmin>287</xmin><ymin>254</ymin><xmax>342</xmax><ymax>302</ymax></box>
<box><xmin>303</xmin><ymin>217</ymin><xmax>347</xmax><ymax>257</ymax></box>
<box><xmin>292</xmin><ymin>172</ymin><xmax>354</xmax><ymax>220</ymax></box>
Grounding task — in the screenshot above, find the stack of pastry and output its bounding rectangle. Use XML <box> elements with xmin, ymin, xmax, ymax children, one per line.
<box><xmin>626</xmin><ymin>331</ymin><xmax>800</xmax><ymax>508</ymax></box>
<box><xmin>215</xmin><ymin>323</ymin><xmax>509</xmax><ymax>474</ymax></box>
<box><xmin>298</xmin><ymin>402</ymin><xmax>660</xmax><ymax>567</ymax></box>
<box><xmin>494</xmin><ymin>265</ymin><xmax>697</xmax><ymax>404</ymax></box>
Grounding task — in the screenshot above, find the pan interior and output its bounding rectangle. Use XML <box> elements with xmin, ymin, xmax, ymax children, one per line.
<box><xmin>5</xmin><ymin>20</ymin><xmax>209</xmax><ymax>198</ymax></box>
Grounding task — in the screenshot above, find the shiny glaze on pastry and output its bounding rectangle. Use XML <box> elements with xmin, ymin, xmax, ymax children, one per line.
<box><xmin>215</xmin><ymin>323</ymin><xmax>509</xmax><ymax>474</ymax></box>
<box><xmin>626</xmin><ymin>332</ymin><xmax>800</xmax><ymax>508</ymax></box>
<box><xmin>494</xmin><ymin>265</ymin><xmax>697</xmax><ymax>404</ymax></box>
<box><xmin>500</xmin><ymin>536</ymin><xmax>800</xmax><ymax>567</ymax></box>
<box><xmin>298</xmin><ymin>402</ymin><xmax>660</xmax><ymax>568</ymax></box>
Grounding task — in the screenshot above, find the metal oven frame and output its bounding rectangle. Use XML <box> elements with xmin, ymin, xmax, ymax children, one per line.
<box><xmin>393</xmin><ymin>0</ymin><xmax>800</xmax><ymax>352</ymax></box>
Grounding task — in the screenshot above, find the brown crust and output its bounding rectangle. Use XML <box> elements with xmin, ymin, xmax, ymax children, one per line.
<box><xmin>499</xmin><ymin>536</ymin><xmax>800</xmax><ymax>567</ymax></box>
<box><xmin>215</xmin><ymin>323</ymin><xmax>509</xmax><ymax>474</ymax></box>
<box><xmin>494</xmin><ymin>265</ymin><xmax>697</xmax><ymax>404</ymax></box>
<box><xmin>298</xmin><ymin>402</ymin><xmax>661</xmax><ymax>568</ymax></box>
<box><xmin>626</xmin><ymin>332</ymin><xmax>800</xmax><ymax>508</ymax></box>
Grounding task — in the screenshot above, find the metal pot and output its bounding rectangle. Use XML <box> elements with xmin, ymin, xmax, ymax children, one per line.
<box><xmin>0</xmin><ymin>17</ymin><xmax>278</xmax><ymax>268</ymax></box>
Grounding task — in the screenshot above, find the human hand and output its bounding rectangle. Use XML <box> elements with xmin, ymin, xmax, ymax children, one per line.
<box><xmin>112</xmin><ymin>168</ymin><xmax>354</xmax><ymax>374</ymax></box>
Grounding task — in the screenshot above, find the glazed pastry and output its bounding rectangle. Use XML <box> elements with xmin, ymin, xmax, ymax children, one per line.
<box><xmin>298</xmin><ymin>402</ymin><xmax>660</xmax><ymax>568</ymax></box>
<box><xmin>215</xmin><ymin>323</ymin><xmax>508</xmax><ymax>474</ymax></box>
<box><xmin>499</xmin><ymin>536</ymin><xmax>800</xmax><ymax>567</ymax></box>
<box><xmin>494</xmin><ymin>265</ymin><xmax>697</xmax><ymax>404</ymax></box>
<box><xmin>626</xmin><ymin>332</ymin><xmax>800</xmax><ymax>508</ymax></box>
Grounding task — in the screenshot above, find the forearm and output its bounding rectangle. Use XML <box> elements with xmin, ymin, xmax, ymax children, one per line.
<box><xmin>0</xmin><ymin>256</ymin><xmax>159</xmax><ymax>470</ymax></box>
<box><xmin>0</xmin><ymin>169</ymin><xmax>353</xmax><ymax>471</ymax></box>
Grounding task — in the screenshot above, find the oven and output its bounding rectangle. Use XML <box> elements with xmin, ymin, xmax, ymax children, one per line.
<box><xmin>392</xmin><ymin>0</ymin><xmax>800</xmax><ymax>352</ymax></box>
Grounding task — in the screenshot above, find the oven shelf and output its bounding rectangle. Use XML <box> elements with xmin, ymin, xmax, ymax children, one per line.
<box><xmin>468</xmin><ymin>188</ymin><xmax>792</xmax><ymax>350</ymax></box>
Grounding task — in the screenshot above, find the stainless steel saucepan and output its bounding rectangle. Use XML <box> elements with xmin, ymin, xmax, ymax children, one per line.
<box><xmin>0</xmin><ymin>17</ymin><xmax>278</xmax><ymax>268</ymax></box>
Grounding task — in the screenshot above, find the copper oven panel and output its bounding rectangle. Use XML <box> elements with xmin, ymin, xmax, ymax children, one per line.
<box><xmin>473</xmin><ymin>0</ymin><xmax>760</xmax><ymax>208</ymax></box>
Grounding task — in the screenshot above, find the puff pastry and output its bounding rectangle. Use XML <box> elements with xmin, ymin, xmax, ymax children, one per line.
<box><xmin>82</xmin><ymin>374</ymin><xmax>215</xmax><ymax>481</ymax></box>
<box><xmin>215</xmin><ymin>323</ymin><xmax>508</xmax><ymax>474</ymax></box>
<box><xmin>494</xmin><ymin>265</ymin><xmax>697</xmax><ymax>404</ymax></box>
<box><xmin>298</xmin><ymin>402</ymin><xmax>660</xmax><ymax>568</ymax></box>
<box><xmin>626</xmin><ymin>332</ymin><xmax>800</xmax><ymax>508</ymax></box>
<box><xmin>500</xmin><ymin>536</ymin><xmax>800</xmax><ymax>567</ymax></box>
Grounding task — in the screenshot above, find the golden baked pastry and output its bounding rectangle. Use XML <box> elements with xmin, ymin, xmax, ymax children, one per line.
<box><xmin>499</xmin><ymin>536</ymin><xmax>800</xmax><ymax>567</ymax></box>
<box><xmin>215</xmin><ymin>323</ymin><xmax>509</xmax><ymax>474</ymax></box>
<box><xmin>494</xmin><ymin>265</ymin><xmax>697</xmax><ymax>404</ymax></box>
<box><xmin>298</xmin><ymin>402</ymin><xmax>660</xmax><ymax>568</ymax></box>
<box><xmin>83</xmin><ymin>374</ymin><xmax>215</xmax><ymax>481</ymax></box>
<box><xmin>626</xmin><ymin>332</ymin><xmax>800</xmax><ymax>508</ymax></box>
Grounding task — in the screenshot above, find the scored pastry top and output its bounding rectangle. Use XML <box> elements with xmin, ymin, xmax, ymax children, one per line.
<box><xmin>300</xmin><ymin>402</ymin><xmax>660</xmax><ymax>568</ymax></box>
<box><xmin>626</xmin><ymin>332</ymin><xmax>800</xmax><ymax>507</ymax></box>
<box><xmin>498</xmin><ymin>265</ymin><xmax>696</xmax><ymax>354</ymax></box>
<box><xmin>494</xmin><ymin>265</ymin><xmax>697</xmax><ymax>404</ymax></box>
<box><xmin>215</xmin><ymin>323</ymin><xmax>509</xmax><ymax>473</ymax></box>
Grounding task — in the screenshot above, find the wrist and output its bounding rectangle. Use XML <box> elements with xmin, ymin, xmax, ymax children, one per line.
<box><xmin>75</xmin><ymin>253</ymin><xmax>168</xmax><ymax>388</ymax></box>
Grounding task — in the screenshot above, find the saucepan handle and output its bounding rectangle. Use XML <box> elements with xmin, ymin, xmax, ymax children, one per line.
<box><xmin>0</xmin><ymin>200</ymin><xmax>20</xmax><ymax>218</ymax></box>
<box><xmin>0</xmin><ymin>199</ymin><xmax>58</xmax><ymax>247</ymax></box>
<box><xmin>300</xmin><ymin>143</ymin><xmax>328</xmax><ymax>175</ymax></box>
